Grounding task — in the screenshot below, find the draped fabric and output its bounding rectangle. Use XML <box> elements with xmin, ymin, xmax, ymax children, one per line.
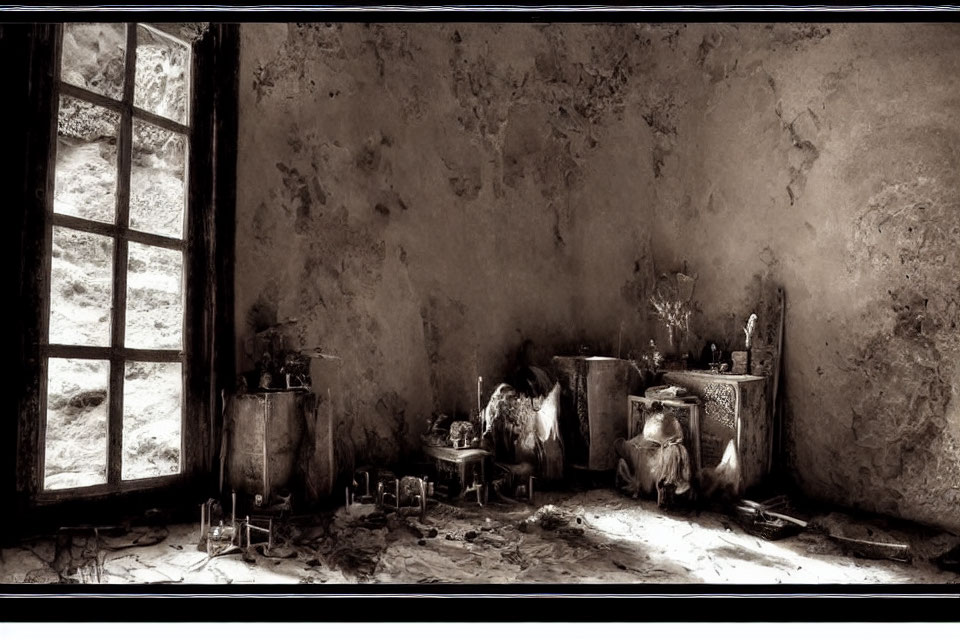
<box><xmin>483</xmin><ymin>376</ymin><xmax>564</xmax><ymax>482</ymax></box>
<box><xmin>615</xmin><ymin>407</ymin><xmax>693</xmax><ymax>506</ymax></box>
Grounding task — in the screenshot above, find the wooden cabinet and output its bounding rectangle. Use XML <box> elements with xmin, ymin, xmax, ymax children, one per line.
<box><xmin>553</xmin><ymin>356</ymin><xmax>643</xmax><ymax>471</ymax></box>
<box><xmin>226</xmin><ymin>390</ymin><xmax>311</xmax><ymax>502</ymax></box>
<box><xmin>663</xmin><ymin>371</ymin><xmax>769</xmax><ymax>492</ymax></box>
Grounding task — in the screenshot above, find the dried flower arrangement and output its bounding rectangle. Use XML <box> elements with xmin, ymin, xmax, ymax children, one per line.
<box><xmin>649</xmin><ymin>272</ymin><xmax>695</xmax><ymax>352</ymax></box>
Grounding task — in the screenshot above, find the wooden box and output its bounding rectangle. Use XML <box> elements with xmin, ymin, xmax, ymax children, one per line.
<box><xmin>663</xmin><ymin>370</ymin><xmax>769</xmax><ymax>493</ymax></box>
<box><xmin>627</xmin><ymin>394</ymin><xmax>702</xmax><ymax>474</ymax></box>
<box><xmin>553</xmin><ymin>356</ymin><xmax>643</xmax><ymax>471</ymax></box>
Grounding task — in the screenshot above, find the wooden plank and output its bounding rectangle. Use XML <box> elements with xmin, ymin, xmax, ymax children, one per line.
<box><xmin>185</xmin><ymin>25</ymin><xmax>214</xmax><ymax>482</ymax></box>
<box><xmin>105</xmin><ymin>22</ymin><xmax>136</xmax><ymax>488</ymax></box>
<box><xmin>58</xmin><ymin>82</ymin><xmax>190</xmax><ymax>136</ymax></box>
<box><xmin>768</xmin><ymin>287</ymin><xmax>785</xmax><ymax>475</ymax></box>
<box><xmin>44</xmin><ymin>344</ymin><xmax>183</xmax><ymax>362</ymax></box>
<box><xmin>51</xmin><ymin>214</ymin><xmax>184</xmax><ymax>251</ymax></box>
<box><xmin>12</xmin><ymin>24</ymin><xmax>60</xmax><ymax>502</ymax></box>
<box><xmin>34</xmin><ymin>24</ymin><xmax>63</xmax><ymax>496</ymax></box>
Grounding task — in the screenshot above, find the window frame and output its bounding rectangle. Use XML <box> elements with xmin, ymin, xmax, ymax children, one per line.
<box><xmin>38</xmin><ymin>22</ymin><xmax>193</xmax><ymax>498</ymax></box>
<box><xmin>10</xmin><ymin>22</ymin><xmax>238</xmax><ymax>520</ymax></box>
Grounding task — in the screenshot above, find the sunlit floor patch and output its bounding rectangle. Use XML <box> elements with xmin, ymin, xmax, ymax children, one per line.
<box><xmin>1</xmin><ymin>489</ymin><xmax>956</xmax><ymax>585</ymax></box>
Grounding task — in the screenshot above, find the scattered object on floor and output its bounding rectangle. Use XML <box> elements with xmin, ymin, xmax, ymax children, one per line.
<box><xmin>3</xmin><ymin>489</ymin><xmax>957</xmax><ymax>585</ymax></box>
<box><xmin>813</xmin><ymin>512</ymin><xmax>913</xmax><ymax>563</ymax></box>
<box><xmin>629</xmin><ymin>393</ymin><xmax>701</xmax><ymax>473</ymax></box>
<box><xmin>351</xmin><ymin>468</ymin><xmax>375</xmax><ymax>504</ymax></box>
<box><xmin>199</xmin><ymin>493</ymin><xmax>236</xmax><ymax>548</ymax></box>
<box><xmin>377</xmin><ymin>475</ymin><xmax>428</xmax><ymax>522</ymax></box>
<box><xmin>614</xmin><ymin>402</ymin><xmax>693</xmax><ymax>508</ymax></box>
<box><xmin>664</xmin><ymin>369</ymin><xmax>769</xmax><ymax>496</ymax></box>
<box><xmin>734</xmin><ymin>495</ymin><xmax>808</xmax><ymax>540</ymax></box>
<box><xmin>242</xmin><ymin>515</ymin><xmax>273</xmax><ymax>551</ymax></box>
<box><xmin>830</xmin><ymin>534</ymin><xmax>911</xmax><ymax>563</ymax></box>
<box><xmin>424</xmin><ymin>444</ymin><xmax>493</xmax><ymax>504</ymax></box>
<box><xmin>554</xmin><ymin>356</ymin><xmax>642</xmax><ymax>473</ymax></box>
<box><xmin>206</xmin><ymin>521</ymin><xmax>239</xmax><ymax>558</ymax></box>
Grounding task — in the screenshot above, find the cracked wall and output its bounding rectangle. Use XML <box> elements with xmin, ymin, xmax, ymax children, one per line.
<box><xmin>236</xmin><ymin>23</ymin><xmax>663</xmax><ymax>467</ymax></box>
<box><xmin>647</xmin><ymin>23</ymin><xmax>960</xmax><ymax>532</ymax></box>
<box><xmin>236</xmin><ymin>22</ymin><xmax>960</xmax><ymax>532</ymax></box>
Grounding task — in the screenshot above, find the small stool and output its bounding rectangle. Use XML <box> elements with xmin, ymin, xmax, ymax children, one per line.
<box><xmin>423</xmin><ymin>445</ymin><xmax>493</xmax><ymax>506</ymax></box>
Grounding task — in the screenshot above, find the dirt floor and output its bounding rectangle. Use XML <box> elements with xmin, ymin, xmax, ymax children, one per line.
<box><xmin>2</xmin><ymin>489</ymin><xmax>958</xmax><ymax>585</ymax></box>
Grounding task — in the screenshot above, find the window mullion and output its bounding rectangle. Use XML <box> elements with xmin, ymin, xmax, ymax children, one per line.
<box><xmin>107</xmin><ymin>23</ymin><xmax>138</xmax><ymax>488</ymax></box>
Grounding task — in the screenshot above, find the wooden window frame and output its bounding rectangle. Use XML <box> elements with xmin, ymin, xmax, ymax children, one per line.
<box><xmin>9</xmin><ymin>22</ymin><xmax>238</xmax><ymax>524</ymax></box>
<box><xmin>39</xmin><ymin>23</ymin><xmax>192</xmax><ymax>499</ymax></box>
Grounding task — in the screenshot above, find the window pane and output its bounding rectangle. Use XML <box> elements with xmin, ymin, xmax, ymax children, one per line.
<box><xmin>49</xmin><ymin>227</ymin><xmax>114</xmax><ymax>347</ymax></box>
<box><xmin>44</xmin><ymin>358</ymin><xmax>109</xmax><ymax>490</ymax></box>
<box><xmin>60</xmin><ymin>23</ymin><xmax>126</xmax><ymax>101</ymax></box>
<box><xmin>135</xmin><ymin>25</ymin><xmax>190</xmax><ymax>125</ymax></box>
<box><xmin>130</xmin><ymin>119</ymin><xmax>186</xmax><ymax>239</ymax></box>
<box><xmin>122</xmin><ymin>361</ymin><xmax>182</xmax><ymax>480</ymax></box>
<box><xmin>54</xmin><ymin>95</ymin><xmax>120</xmax><ymax>223</ymax></box>
<box><xmin>125</xmin><ymin>242</ymin><xmax>183</xmax><ymax>349</ymax></box>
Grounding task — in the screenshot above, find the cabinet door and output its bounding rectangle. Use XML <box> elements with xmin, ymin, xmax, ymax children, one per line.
<box><xmin>228</xmin><ymin>392</ymin><xmax>306</xmax><ymax>499</ymax></box>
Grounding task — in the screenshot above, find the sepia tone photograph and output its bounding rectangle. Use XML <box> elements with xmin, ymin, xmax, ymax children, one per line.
<box><xmin>2</xmin><ymin>4</ymin><xmax>959</xmax><ymax>602</ymax></box>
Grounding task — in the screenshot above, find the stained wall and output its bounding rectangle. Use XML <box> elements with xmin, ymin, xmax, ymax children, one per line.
<box><xmin>236</xmin><ymin>22</ymin><xmax>960</xmax><ymax>532</ymax></box>
<box><xmin>235</xmin><ymin>24</ymin><xmax>664</xmax><ymax>466</ymax></box>
<box><xmin>647</xmin><ymin>23</ymin><xmax>960</xmax><ymax>532</ymax></box>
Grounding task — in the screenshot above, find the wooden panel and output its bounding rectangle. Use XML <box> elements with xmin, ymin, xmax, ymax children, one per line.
<box><xmin>554</xmin><ymin>356</ymin><xmax>641</xmax><ymax>471</ymax></box>
<box><xmin>227</xmin><ymin>391</ymin><xmax>308</xmax><ymax>501</ymax></box>
<box><xmin>300</xmin><ymin>388</ymin><xmax>335</xmax><ymax>504</ymax></box>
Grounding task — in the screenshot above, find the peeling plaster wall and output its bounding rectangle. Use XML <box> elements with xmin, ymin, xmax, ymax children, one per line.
<box><xmin>236</xmin><ymin>24</ymin><xmax>664</xmax><ymax>466</ymax></box>
<box><xmin>648</xmin><ymin>23</ymin><xmax>960</xmax><ymax>532</ymax></box>
<box><xmin>236</xmin><ymin>22</ymin><xmax>960</xmax><ymax>532</ymax></box>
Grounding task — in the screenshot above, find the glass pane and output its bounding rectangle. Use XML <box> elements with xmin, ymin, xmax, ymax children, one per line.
<box><xmin>44</xmin><ymin>358</ymin><xmax>109</xmax><ymax>490</ymax></box>
<box><xmin>130</xmin><ymin>119</ymin><xmax>186</xmax><ymax>239</ymax></box>
<box><xmin>125</xmin><ymin>242</ymin><xmax>183</xmax><ymax>349</ymax></box>
<box><xmin>60</xmin><ymin>23</ymin><xmax>126</xmax><ymax>101</ymax></box>
<box><xmin>54</xmin><ymin>95</ymin><xmax>120</xmax><ymax>223</ymax></box>
<box><xmin>135</xmin><ymin>25</ymin><xmax>190</xmax><ymax>125</ymax></box>
<box><xmin>49</xmin><ymin>227</ymin><xmax>114</xmax><ymax>347</ymax></box>
<box><xmin>122</xmin><ymin>361</ymin><xmax>182</xmax><ymax>480</ymax></box>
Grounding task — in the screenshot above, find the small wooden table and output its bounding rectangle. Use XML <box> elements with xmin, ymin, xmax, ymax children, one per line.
<box><xmin>423</xmin><ymin>446</ymin><xmax>493</xmax><ymax>505</ymax></box>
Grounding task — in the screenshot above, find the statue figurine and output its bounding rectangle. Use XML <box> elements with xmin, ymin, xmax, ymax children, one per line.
<box><xmin>614</xmin><ymin>402</ymin><xmax>693</xmax><ymax>508</ymax></box>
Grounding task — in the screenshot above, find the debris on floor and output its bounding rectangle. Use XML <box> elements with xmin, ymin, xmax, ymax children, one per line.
<box><xmin>811</xmin><ymin>512</ymin><xmax>913</xmax><ymax>562</ymax></box>
<box><xmin>2</xmin><ymin>489</ymin><xmax>957</xmax><ymax>585</ymax></box>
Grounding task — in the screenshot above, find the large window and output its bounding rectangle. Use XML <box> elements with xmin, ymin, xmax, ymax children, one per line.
<box><xmin>42</xmin><ymin>23</ymin><xmax>192</xmax><ymax>492</ymax></box>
